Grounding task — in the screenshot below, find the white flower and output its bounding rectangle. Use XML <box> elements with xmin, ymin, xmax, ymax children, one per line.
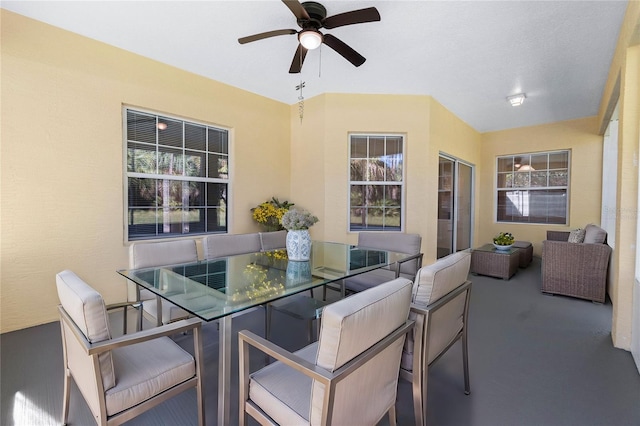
<box><xmin>280</xmin><ymin>208</ymin><xmax>319</xmax><ymax>230</ymax></box>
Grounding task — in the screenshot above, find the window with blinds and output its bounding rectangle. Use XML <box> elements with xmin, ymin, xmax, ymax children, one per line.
<box><xmin>349</xmin><ymin>134</ymin><xmax>404</xmax><ymax>231</ymax></box>
<box><xmin>125</xmin><ymin>108</ymin><xmax>229</xmax><ymax>240</ymax></box>
<box><xmin>496</xmin><ymin>150</ymin><xmax>570</xmax><ymax>224</ymax></box>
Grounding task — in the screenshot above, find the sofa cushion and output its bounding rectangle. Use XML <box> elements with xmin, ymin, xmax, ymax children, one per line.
<box><xmin>568</xmin><ymin>228</ymin><xmax>586</xmax><ymax>243</ymax></box>
<box><xmin>583</xmin><ymin>224</ymin><xmax>607</xmax><ymax>244</ymax></box>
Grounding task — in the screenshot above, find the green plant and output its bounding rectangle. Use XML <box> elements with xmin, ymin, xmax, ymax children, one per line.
<box><xmin>493</xmin><ymin>232</ymin><xmax>515</xmax><ymax>245</ymax></box>
<box><xmin>280</xmin><ymin>208</ymin><xmax>319</xmax><ymax>230</ymax></box>
<box><xmin>251</xmin><ymin>197</ymin><xmax>294</xmax><ymax>231</ymax></box>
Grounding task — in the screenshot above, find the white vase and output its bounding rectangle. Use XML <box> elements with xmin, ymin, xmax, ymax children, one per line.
<box><xmin>286</xmin><ymin>260</ymin><xmax>312</xmax><ymax>286</ymax></box>
<box><xmin>493</xmin><ymin>243</ymin><xmax>513</xmax><ymax>251</ymax></box>
<box><xmin>286</xmin><ymin>229</ymin><xmax>312</xmax><ymax>261</ymax></box>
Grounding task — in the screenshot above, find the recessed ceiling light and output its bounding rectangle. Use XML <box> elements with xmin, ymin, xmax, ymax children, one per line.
<box><xmin>507</xmin><ymin>93</ymin><xmax>526</xmax><ymax>107</ymax></box>
<box><xmin>157</xmin><ymin>122</ymin><xmax>168</xmax><ymax>130</ymax></box>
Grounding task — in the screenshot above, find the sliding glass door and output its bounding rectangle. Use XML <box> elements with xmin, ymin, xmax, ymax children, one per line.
<box><xmin>437</xmin><ymin>155</ymin><xmax>474</xmax><ymax>258</ymax></box>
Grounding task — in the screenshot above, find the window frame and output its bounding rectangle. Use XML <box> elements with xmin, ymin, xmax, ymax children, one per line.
<box><xmin>495</xmin><ymin>150</ymin><xmax>570</xmax><ymax>225</ymax></box>
<box><xmin>348</xmin><ymin>133</ymin><xmax>406</xmax><ymax>233</ymax></box>
<box><xmin>123</xmin><ymin>107</ymin><xmax>231</xmax><ymax>242</ymax></box>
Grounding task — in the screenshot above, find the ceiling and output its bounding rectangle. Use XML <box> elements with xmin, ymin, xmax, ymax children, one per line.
<box><xmin>2</xmin><ymin>1</ymin><xmax>629</xmax><ymax>132</ymax></box>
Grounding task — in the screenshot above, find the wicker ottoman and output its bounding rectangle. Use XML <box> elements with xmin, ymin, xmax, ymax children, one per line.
<box><xmin>512</xmin><ymin>241</ymin><xmax>533</xmax><ymax>268</ymax></box>
<box><xmin>470</xmin><ymin>244</ymin><xmax>519</xmax><ymax>280</ymax></box>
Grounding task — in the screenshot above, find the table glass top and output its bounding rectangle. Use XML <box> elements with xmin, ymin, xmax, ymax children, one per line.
<box><xmin>117</xmin><ymin>241</ymin><xmax>411</xmax><ymax>321</ymax></box>
<box><xmin>474</xmin><ymin>243</ymin><xmax>518</xmax><ymax>255</ymax></box>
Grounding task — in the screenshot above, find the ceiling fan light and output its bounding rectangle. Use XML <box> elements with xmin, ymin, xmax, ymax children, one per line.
<box><xmin>507</xmin><ymin>93</ymin><xmax>526</xmax><ymax>107</ymax></box>
<box><xmin>299</xmin><ymin>30</ymin><xmax>323</xmax><ymax>50</ymax></box>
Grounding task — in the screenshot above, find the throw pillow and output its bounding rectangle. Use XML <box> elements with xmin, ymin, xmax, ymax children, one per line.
<box><xmin>568</xmin><ymin>228</ymin><xmax>586</xmax><ymax>243</ymax></box>
<box><xmin>583</xmin><ymin>223</ymin><xmax>607</xmax><ymax>244</ymax></box>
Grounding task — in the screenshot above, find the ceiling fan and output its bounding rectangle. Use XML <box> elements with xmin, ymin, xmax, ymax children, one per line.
<box><xmin>238</xmin><ymin>0</ymin><xmax>381</xmax><ymax>73</ymax></box>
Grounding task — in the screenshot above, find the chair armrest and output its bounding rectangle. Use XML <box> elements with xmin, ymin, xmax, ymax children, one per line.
<box><xmin>240</xmin><ymin>319</ymin><xmax>414</xmax><ymax>385</ymax></box>
<box><xmin>394</xmin><ymin>252</ymin><xmax>424</xmax><ymax>278</ymax></box>
<box><xmin>239</xmin><ymin>330</ymin><xmax>331</xmax><ymax>382</ymax></box>
<box><xmin>58</xmin><ymin>306</ymin><xmax>202</xmax><ymax>355</ymax></box>
<box><xmin>105</xmin><ymin>301</ymin><xmax>138</xmax><ymax>311</ymax></box>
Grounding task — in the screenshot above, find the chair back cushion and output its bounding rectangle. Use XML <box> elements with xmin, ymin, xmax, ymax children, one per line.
<box><xmin>402</xmin><ymin>251</ymin><xmax>471</xmax><ymax>370</ymax></box>
<box><xmin>358</xmin><ymin>232</ymin><xmax>422</xmax><ymax>275</ymax></box>
<box><xmin>583</xmin><ymin>224</ymin><xmax>607</xmax><ymax>244</ymax></box>
<box><xmin>311</xmin><ymin>278</ymin><xmax>412</xmax><ymax>425</ymax></box>
<box><xmin>202</xmin><ymin>233</ymin><xmax>261</xmax><ymax>259</ymax></box>
<box><xmin>128</xmin><ymin>240</ymin><xmax>198</xmax><ymax>302</ymax></box>
<box><xmin>130</xmin><ymin>239</ymin><xmax>198</xmax><ymax>269</ymax></box>
<box><xmin>259</xmin><ymin>230</ymin><xmax>288</xmax><ymax>251</ymax></box>
<box><xmin>411</xmin><ymin>250</ymin><xmax>471</xmax><ymax>306</ymax></box>
<box><xmin>56</xmin><ymin>270</ymin><xmax>116</xmax><ymax>390</ymax></box>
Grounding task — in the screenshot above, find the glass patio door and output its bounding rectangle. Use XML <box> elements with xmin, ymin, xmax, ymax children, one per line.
<box><xmin>437</xmin><ymin>155</ymin><xmax>474</xmax><ymax>258</ymax></box>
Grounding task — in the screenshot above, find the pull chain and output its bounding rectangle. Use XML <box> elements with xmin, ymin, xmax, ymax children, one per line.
<box><xmin>296</xmin><ymin>81</ymin><xmax>305</xmax><ymax>123</ymax></box>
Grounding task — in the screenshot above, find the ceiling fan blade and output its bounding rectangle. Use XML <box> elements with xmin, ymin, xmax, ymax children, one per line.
<box><xmin>289</xmin><ymin>44</ymin><xmax>307</xmax><ymax>74</ymax></box>
<box><xmin>323</xmin><ymin>7</ymin><xmax>381</xmax><ymax>29</ymax></box>
<box><xmin>289</xmin><ymin>44</ymin><xmax>308</xmax><ymax>73</ymax></box>
<box><xmin>322</xmin><ymin>33</ymin><xmax>366</xmax><ymax>67</ymax></box>
<box><xmin>282</xmin><ymin>0</ymin><xmax>310</xmax><ymax>21</ymax></box>
<box><xmin>238</xmin><ymin>29</ymin><xmax>297</xmax><ymax>44</ymax></box>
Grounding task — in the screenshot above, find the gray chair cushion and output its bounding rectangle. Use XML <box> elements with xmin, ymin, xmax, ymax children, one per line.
<box><xmin>56</xmin><ymin>270</ymin><xmax>115</xmax><ymax>390</ymax></box>
<box><xmin>249</xmin><ymin>343</ymin><xmax>317</xmax><ymax>424</ymax></box>
<box><xmin>259</xmin><ymin>230</ymin><xmax>288</xmax><ymax>251</ymax></box>
<box><xmin>106</xmin><ymin>336</ymin><xmax>195</xmax><ymax>416</ymax></box>
<box><xmin>130</xmin><ymin>240</ymin><xmax>198</xmax><ymax>269</ymax></box>
<box><xmin>203</xmin><ymin>233</ymin><xmax>262</xmax><ymax>259</ymax></box>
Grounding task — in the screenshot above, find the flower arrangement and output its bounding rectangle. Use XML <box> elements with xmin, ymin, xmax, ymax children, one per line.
<box><xmin>493</xmin><ymin>232</ymin><xmax>515</xmax><ymax>246</ymax></box>
<box><xmin>281</xmin><ymin>208</ymin><xmax>319</xmax><ymax>230</ymax></box>
<box><xmin>251</xmin><ymin>197</ymin><xmax>294</xmax><ymax>231</ymax></box>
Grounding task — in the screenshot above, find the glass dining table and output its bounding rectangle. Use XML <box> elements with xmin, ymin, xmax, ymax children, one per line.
<box><xmin>117</xmin><ymin>240</ymin><xmax>413</xmax><ymax>425</ymax></box>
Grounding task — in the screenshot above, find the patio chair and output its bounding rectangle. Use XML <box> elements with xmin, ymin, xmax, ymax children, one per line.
<box><xmin>343</xmin><ymin>232</ymin><xmax>423</xmax><ymax>294</ymax></box>
<box><xmin>129</xmin><ymin>239</ymin><xmax>199</xmax><ymax>329</ymax></box>
<box><xmin>400</xmin><ymin>250</ymin><xmax>472</xmax><ymax>425</ymax></box>
<box><xmin>56</xmin><ymin>270</ymin><xmax>204</xmax><ymax>426</ymax></box>
<box><xmin>239</xmin><ymin>277</ymin><xmax>414</xmax><ymax>426</ymax></box>
<box><xmin>542</xmin><ymin>225</ymin><xmax>612</xmax><ymax>303</ymax></box>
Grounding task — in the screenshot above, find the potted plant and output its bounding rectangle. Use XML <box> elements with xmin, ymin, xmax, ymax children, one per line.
<box><xmin>251</xmin><ymin>197</ymin><xmax>294</xmax><ymax>232</ymax></box>
<box><xmin>280</xmin><ymin>208</ymin><xmax>319</xmax><ymax>261</ymax></box>
<box><xmin>493</xmin><ymin>232</ymin><xmax>515</xmax><ymax>250</ymax></box>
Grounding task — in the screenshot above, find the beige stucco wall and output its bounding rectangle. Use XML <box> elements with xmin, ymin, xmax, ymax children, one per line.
<box><xmin>289</xmin><ymin>93</ymin><xmax>482</xmax><ymax>264</ymax></box>
<box><xmin>0</xmin><ymin>11</ymin><xmax>291</xmax><ymax>333</ymax></box>
<box><xmin>479</xmin><ymin>117</ymin><xmax>604</xmax><ymax>257</ymax></box>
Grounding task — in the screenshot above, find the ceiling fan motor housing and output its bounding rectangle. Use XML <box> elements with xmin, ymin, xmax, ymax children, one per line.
<box><xmin>300</xmin><ymin>1</ymin><xmax>327</xmax><ymax>28</ymax></box>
